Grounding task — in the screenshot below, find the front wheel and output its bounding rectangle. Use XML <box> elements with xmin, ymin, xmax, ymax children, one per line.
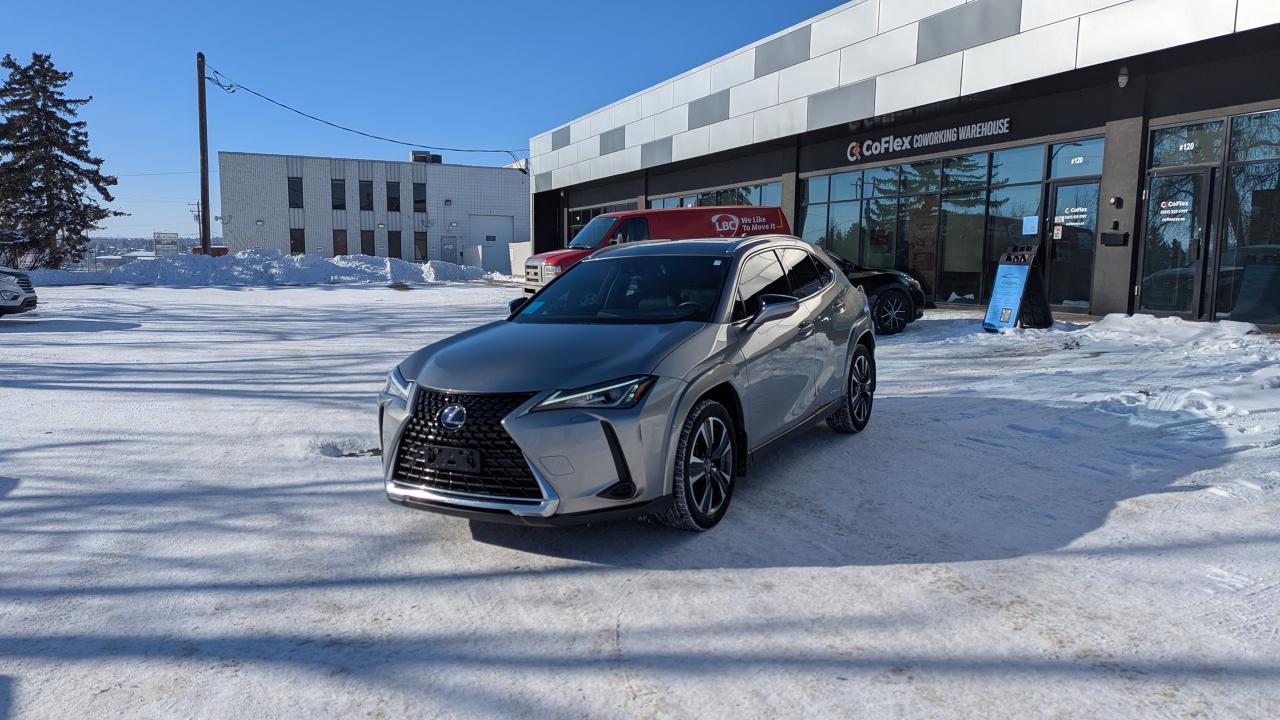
<box><xmin>827</xmin><ymin>344</ymin><xmax>875</xmax><ymax>434</ymax></box>
<box><xmin>872</xmin><ymin>288</ymin><xmax>911</xmax><ymax>335</ymax></box>
<box><xmin>656</xmin><ymin>399</ymin><xmax>737</xmax><ymax>532</ymax></box>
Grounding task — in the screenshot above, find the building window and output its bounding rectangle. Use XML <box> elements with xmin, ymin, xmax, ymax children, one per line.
<box><xmin>360</xmin><ymin>229</ymin><xmax>375</xmax><ymax>256</ymax></box>
<box><xmin>288</xmin><ymin>177</ymin><xmax>304</xmax><ymax>209</ymax></box>
<box><xmin>359</xmin><ymin>181</ymin><xmax>374</xmax><ymax>211</ymax></box>
<box><xmin>387</xmin><ymin>181</ymin><xmax>401</xmax><ymax>212</ymax></box>
<box><xmin>648</xmin><ymin>181</ymin><xmax>783</xmax><ymax>210</ymax></box>
<box><xmin>387</xmin><ymin>230</ymin><xmax>402</xmax><ymax>259</ymax></box>
<box><xmin>413</xmin><ymin>183</ymin><xmax>426</xmax><ymax>213</ymax></box>
<box><xmin>414</xmin><ymin>231</ymin><xmax>427</xmax><ymax>261</ymax></box>
<box><xmin>1050</xmin><ymin>137</ymin><xmax>1106</xmax><ymax>178</ymax></box>
<box><xmin>797</xmin><ymin>141</ymin><xmax>1097</xmax><ymax>306</ymax></box>
<box><xmin>331</xmin><ymin>179</ymin><xmax>346</xmax><ymax>210</ymax></box>
<box><xmin>1151</xmin><ymin>121</ymin><xmax>1225</xmax><ymax>167</ymax></box>
<box><xmin>289</xmin><ymin>228</ymin><xmax>305</xmax><ymax>255</ymax></box>
<box><xmin>332</xmin><ymin>229</ymin><xmax>348</xmax><ymax>256</ymax></box>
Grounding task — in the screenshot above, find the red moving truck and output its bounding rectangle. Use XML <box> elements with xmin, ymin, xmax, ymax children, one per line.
<box><xmin>523</xmin><ymin>206</ymin><xmax>790</xmax><ymax>295</ymax></box>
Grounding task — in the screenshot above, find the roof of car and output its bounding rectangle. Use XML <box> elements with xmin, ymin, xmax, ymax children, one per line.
<box><xmin>589</xmin><ymin>235</ymin><xmax>806</xmax><ymax>259</ymax></box>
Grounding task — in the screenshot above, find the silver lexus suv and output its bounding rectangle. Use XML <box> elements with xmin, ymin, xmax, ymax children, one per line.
<box><xmin>379</xmin><ymin>236</ymin><xmax>876</xmax><ymax>531</ymax></box>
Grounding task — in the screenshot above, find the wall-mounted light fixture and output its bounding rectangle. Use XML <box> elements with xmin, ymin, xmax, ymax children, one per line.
<box><xmin>377</xmin><ymin>222</ymin><xmax>386</xmax><ymax>229</ymax></box>
<box><xmin>449</xmin><ymin>221</ymin><xmax>458</xmax><ymax>228</ymax></box>
<box><xmin>1117</xmin><ymin>66</ymin><xmax>1130</xmax><ymax>89</ymax></box>
<box><xmin>254</xmin><ymin>220</ymin><xmax>264</xmax><ymax>226</ymax></box>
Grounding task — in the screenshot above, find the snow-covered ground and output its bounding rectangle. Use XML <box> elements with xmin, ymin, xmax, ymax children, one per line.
<box><xmin>27</xmin><ymin>249</ymin><xmax>519</xmax><ymax>287</ymax></box>
<box><xmin>1</xmin><ymin>288</ymin><xmax>1278</xmax><ymax>719</ymax></box>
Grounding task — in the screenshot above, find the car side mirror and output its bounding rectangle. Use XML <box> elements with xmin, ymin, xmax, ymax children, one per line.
<box><xmin>748</xmin><ymin>293</ymin><xmax>799</xmax><ymax>330</ymax></box>
<box><xmin>608</xmin><ymin>234</ymin><xmax>624</xmax><ymax>245</ymax></box>
<box><xmin>508</xmin><ymin>297</ymin><xmax>528</xmax><ymax>315</ymax></box>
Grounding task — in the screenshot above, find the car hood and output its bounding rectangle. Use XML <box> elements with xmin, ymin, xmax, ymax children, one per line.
<box><xmin>399</xmin><ymin>320</ymin><xmax>706</xmax><ymax>393</ymax></box>
<box><xmin>529</xmin><ymin>248</ymin><xmax>592</xmax><ymax>267</ymax></box>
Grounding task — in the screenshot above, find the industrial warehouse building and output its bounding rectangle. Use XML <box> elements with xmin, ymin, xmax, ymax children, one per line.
<box><xmin>527</xmin><ymin>0</ymin><xmax>1280</xmax><ymax>326</ymax></box>
<box><xmin>219</xmin><ymin>151</ymin><xmax>528</xmax><ymax>274</ymax></box>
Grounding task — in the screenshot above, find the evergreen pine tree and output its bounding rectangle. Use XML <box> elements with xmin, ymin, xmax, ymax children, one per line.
<box><xmin>0</xmin><ymin>53</ymin><xmax>124</xmax><ymax>269</ymax></box>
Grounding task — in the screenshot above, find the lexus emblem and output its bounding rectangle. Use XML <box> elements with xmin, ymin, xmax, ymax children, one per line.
<box><xmin>438</xmin><ymin>404</ymin><xmax>467</xmax><ymax>430</ymax></box>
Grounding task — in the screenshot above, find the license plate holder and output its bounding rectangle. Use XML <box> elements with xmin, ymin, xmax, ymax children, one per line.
<box><xmin>425</xmin><ymin>445</ymin><xmax>482</xmax><ymax>472</ymax></box>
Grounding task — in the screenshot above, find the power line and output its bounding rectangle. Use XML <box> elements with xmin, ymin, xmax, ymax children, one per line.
<box><xmin>204</xmin><ymin>65</ymin><xmax>528</xmax><ymax>166</ymax></box>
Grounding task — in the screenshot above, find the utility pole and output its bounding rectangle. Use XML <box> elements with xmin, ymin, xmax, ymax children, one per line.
<box><xmin>196</xmin><ymin>51</ymin><xmax>212</xmax><ymax>255</ymax></box>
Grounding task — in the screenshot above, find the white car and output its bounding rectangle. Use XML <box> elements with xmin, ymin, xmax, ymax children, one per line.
<box><xmin>0</xmin><ymin>267</ymin><xmax>37</xmax><ymax>316</ymax></box>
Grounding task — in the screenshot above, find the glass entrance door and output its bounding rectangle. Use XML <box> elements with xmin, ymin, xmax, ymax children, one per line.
<box><xmin>1139</xmin><ymin>171</ymin><xmax>1212</xmax><ymax>315</ymax></box>
<box><xmin>1046</xmin><ymin>181</ymin><xmax>1100</xmax><ymax>309</ymax></box>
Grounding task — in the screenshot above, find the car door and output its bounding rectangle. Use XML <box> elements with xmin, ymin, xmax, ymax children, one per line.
<box><xmin>778</xmin><ymin>248</ymin><xmax>847</xmax><ymax>408</ymax></box>
<box><xmin>734</xmin><ymin>250</ymin><xmax>812</xmax><ymax>446</ymax></box>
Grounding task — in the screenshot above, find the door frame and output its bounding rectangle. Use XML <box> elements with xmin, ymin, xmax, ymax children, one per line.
<box><xmin>1136</xmin><ymin>166</ymin><xmax>1217</xmax><ymax>319</ymax></box>
<box><xmin>1043</xmin><ymin>178</ymin><xmax>1102</xmax><ymax>313</ymax></box>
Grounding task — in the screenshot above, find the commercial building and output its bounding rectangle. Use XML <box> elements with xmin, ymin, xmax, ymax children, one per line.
<box><xmin>219</xmin><ymin>151</ymin><xmax>528</xmax><ymax>273</ymax></box>
<box><xmin>528</xmin><ymin>0</ymin><xmax>1280</xmax><ymax>326</ymax></box>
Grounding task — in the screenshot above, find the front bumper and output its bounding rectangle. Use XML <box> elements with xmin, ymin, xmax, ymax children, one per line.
<box><xmin>0</xmin><ymin>295</ymin><xmax>37</xmax><ymax>315</ymax></box>
<box><xmin>910</xmin><ymin>288</ymin><xmax>926</xmax><ymax>317</ymax></box>
<box><xmin>379</xmin><ymin>377</ymin><xmax>685</xmax><ymax>525</ymax></box>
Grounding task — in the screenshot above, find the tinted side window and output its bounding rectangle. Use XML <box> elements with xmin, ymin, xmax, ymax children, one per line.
<box><xmin>613</xmin><ymin>218</ymin><xmax>649</xmax><ymax>244</ymax></box>
<box><xmin>734</xmin><ymin>251</ymin><xmax>789</xmax><ymax>320</ymax></box>
<box><xmin>779</xmin><ymin>248</ymin><xmax>825</xmax><ymax>297</ymax></box>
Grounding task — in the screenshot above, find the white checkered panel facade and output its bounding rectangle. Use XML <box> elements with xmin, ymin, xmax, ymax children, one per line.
<box><xmin>529</xmin><ymin>0</ymin><xmax>1280</xmax><ymax>194</ymax></box>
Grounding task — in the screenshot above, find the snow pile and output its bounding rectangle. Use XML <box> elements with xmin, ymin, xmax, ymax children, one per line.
<box><xmin>1075</xmin><ymin>313</ymin><xmax>1262</xmax><ymax>348</ymax></box>
<box><xmin>28</xmin><ymin>249</ymin><xmax>518</xmax><ymax>287</ymax></box>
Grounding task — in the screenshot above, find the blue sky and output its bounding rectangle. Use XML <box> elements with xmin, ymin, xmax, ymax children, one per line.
<box><xmin>1</xmin><ymin>0</ymin><xmax>836</xmax><ymax>238</ymax></box>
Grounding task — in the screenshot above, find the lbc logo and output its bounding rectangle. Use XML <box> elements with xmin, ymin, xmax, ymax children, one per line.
<box><xmin>711</xmin><ymin>214</ymin><xmax>741</xmax><ymax>234</ymax></box>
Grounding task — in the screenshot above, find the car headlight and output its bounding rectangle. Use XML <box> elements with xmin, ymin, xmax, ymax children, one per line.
<box><xmin>1</xmin><ymin>290</ymin><xmax>19</xmax><ymax>302</ymax></box>
<box><xmin>0</xmin><ymin>274</ymin><xmax>17</xmax><ymax>285</ymax></box>
<box><xmin>543</xmin><ymin>265</ymin><xmax>562</xmax><ymax>278</ymax></box>
<box><xmin>904</xmin><ymin>276</ymin><xmax>921</xmax><ymax>290</ymax></box>
<box><xmin>383</xmin><ymin>366</ymin><xmax>413</xmax><ymax>402</ymax></box>
<box><xmin>534</xmin><ymin>376</ymin><xmax>656</xmax><ymax>411</ymax></box>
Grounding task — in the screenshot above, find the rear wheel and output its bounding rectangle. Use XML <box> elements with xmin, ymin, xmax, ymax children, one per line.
<box><xmin>827</xmin><ymin>343</ymin><xmax>875</xmax><ymax>434</ymax></box>
<box><xmin>873</xmin><ymin>288</ymin><xmax>911</xmax><ymax>335</ymax></box>
<box><xmin>656</xmin><ymin>399</ymin><xmax>737</xmax><ymax>532</ymax></box>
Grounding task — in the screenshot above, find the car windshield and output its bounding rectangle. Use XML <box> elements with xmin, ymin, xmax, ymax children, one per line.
<box><xmin>568</xmin><ymin>216</ymin><xmax>617</xmax><ymax>249</ymax></box>
<box><xmin>513</xmin><ymin>255</ymin><xmax>729</xmax><ymax>324</ymax></box>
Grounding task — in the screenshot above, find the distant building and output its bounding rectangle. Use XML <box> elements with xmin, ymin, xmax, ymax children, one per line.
<box><xmin>218</xmin><ymin>151</ymin><xmax>529</xmax><ymax>273</ymax></box>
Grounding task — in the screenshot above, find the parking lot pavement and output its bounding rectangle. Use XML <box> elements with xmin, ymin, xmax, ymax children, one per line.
<box><xmin>2</xmin><ymin>287</ymin><xmax>1278</xmax><ymax>719</ymax></box>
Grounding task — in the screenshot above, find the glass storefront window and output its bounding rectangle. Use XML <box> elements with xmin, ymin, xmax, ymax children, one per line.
<box><xmin>938</xmin><ymin>191</ymin><xmax>986</xmax><ymax>304</ymax></box>
<box><xmin>1151</xmin><ymin>121</ymin><xmax>1225</xmax><ymax>167</ymax></box>
<box><xmin>1217</xmin><ymin>161</ymin><xmax>1280</xmax><ymax>324</ymax></box>
<box><xmin>901</xmin><ymin>159</ymin><xmax>941</xmax><ymax>195</ymax></box>
<box><xmin>864</xmin><ymin>165</ymin><xmax>901</xmax><ymax>198</ymax></box>
<box><xmin>1229</xmin><ymin>110</ymin><xmax>1280</xmax><ymax>163</ymax></box>
<box><xmin>828</xmin><ymin>201</ymin><xmax>862</xmax><ymax>262</ymax></box>
<box><xmin>830</xmin><ymin>171</ymin><xmax>861</xmax><ymax>202</ymax></box>
<box><xmin>800</xmin><ymin>204</ymin><xmax>828</xmax><ymax>246</ymax></box>
<box><xmin>944</xmin><ymin>153</ymin><xmax>989</xmax><ymax>190</ymax></box>
<box><xmin>802</xmin><ymin>176</ymin><xmax>829</xmax><ymax>205</ymax></box>
<box><xmin>863</xmin><ymin>197</ymin><xmax>898</xmax><ymax>269</ymax></box>
<box><xmin>984</xmin><ymin>184</ymin><xmax>1042</xmax><ymax>300</ymax></box>
<box><xmin>761</xmin><ymin>181</ymin><xmax>782</xmax><ymax>207</ymax></box>
<box><xmin>898</xmin><ymin>194</ymin><xmax>940</xmax><ymax>296</ymax></box>
<box><xmin>991</xmin><ymin>145</ymin><xmax>1044</xmax><ymax>186</ymax></box>
<box><xmin>1050</xmin><ymin>137</ymin><xmax>1105</xmax><ymax>178</ymax></box>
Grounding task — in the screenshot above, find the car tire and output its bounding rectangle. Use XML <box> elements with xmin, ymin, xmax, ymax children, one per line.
<box><xmin>827</xmin><ymin>343</ymin><xmax>875</xmax><ymax>434</ymax></box>
<box><xmin>656</xmin><ymin>399</ymin><xmax>737</xmax><ymax>532</ymax></box>
<box><xmin>872</xmin><ymin>288</ymin><xmax>911</xmax><ymax>335</ymax></box>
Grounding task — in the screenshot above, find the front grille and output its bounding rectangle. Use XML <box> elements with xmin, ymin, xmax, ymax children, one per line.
<box><xmin>392</xmin><ymin>388</ymin><xmax>542</xmax><ymax>500</ymax></box>
<box><xmin>9</xmin><ymin>276</ymin><xmax>32</xmax><ymax>293</ymax></box>
<box><xmin>524</xmin><ymin>264</ymin><xmax>541</xmax><ymax>285</ymax></box>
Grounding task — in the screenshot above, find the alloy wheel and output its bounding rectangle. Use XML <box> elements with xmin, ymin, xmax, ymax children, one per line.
<box><xmin>877</xmin><ymin>294</ymin><xmax>907</xmax><ymax>334</ymax></box>
<box><xmin>687</xmin><ymin>416</ymin><xmax>733</xmax><ymax>517</ymax></box>
<box><xmin>849</xmin><ymin>352</ymin><xmax>874</xmax><ymax>425</ymax></box>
